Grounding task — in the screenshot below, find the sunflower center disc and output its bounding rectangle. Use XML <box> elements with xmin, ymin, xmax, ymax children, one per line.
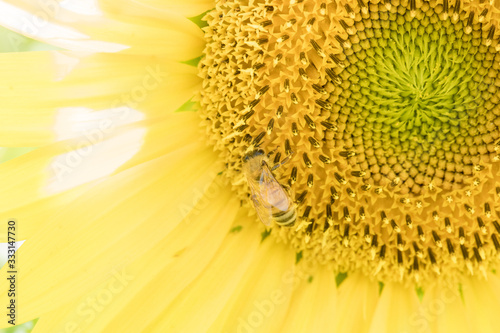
<box><xmin>200</xmin><ymin>0</ymin><xmax>500</xmax><ymax>286</ymax></box>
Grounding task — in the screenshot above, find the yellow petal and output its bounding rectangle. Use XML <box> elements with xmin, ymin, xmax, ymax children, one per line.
<box><xmin>204</xmin><ymin>237</ymin><xmax>296</xmax><ymax>333</ymax></box>
<box><xmin>279</xmin><ymin>266</ymin><xmax>337</xmax><ymax>332</ymax></box>
<box><xmin>0</xmin><ymin>112</ymin><xmax>202</xmax><ymax>241</ymax></box>
<box><xmin>143</xmin><ymin>214</ymin><xmax>261</xmax><ymax>332</ymax></box>
<box><xmin>334</xmin><ymin>272</ymin><xmax>379</xmax><ymax>333</ymax></box>
<box><xmin>101</xmin><ymin>0</ymin><xmax>215</xmax><ymax>21</ymax></box>
<box><xmin>462</xmin><ymin>274</ymin><xmax>500</xmax><ymax>333</ymax></box>
<box><xmin>420</xmin><ymin>284</ymin><xmax>468</xmax><ymax>333</ymax></box>
<box><xmin>0</xmin><ymin>0</ymin><xmax>204</xmax><ymax>58</ymax></box>
<box><xmin>368</xmin><ymin>282</ymin><xmax>421</xmax><ymax>333</ymax></box>
<box><xmin>31</xmin><ymin>300</ymin><xmax>79</xmax><ymax>333</ymax></box>
<box><xmin>31</xmin><ymin>181</ymin><xmax>238</xmax><ymax>332</ymax></box>
<box><xmin>0</xmin><ymin>51</ymin><xmax>200</xmax><ymax>147</ymax></box>
<box><xmin>0</xmin><ymin>138</ymin><xmax>221</xmax><ymax>326</ymax></box>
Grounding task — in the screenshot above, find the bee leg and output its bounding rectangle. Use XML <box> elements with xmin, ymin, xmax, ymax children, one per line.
<box><xmin>266</xmin><ymin>146</ymin><xmax>280</xmax><ymax>159</ymax></box>
<box><xmin>271</xmin><ymin>150</ymin><xmax>294</xmax><ymax>171</ymax></box>
<box><xmin>281</xmin><ymin>183</ymin><xmax>292</xmax><ymax>195</ymax></box>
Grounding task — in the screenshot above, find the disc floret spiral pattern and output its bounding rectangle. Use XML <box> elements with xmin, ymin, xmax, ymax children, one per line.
<box><xmin>200</xmin><ymin>0</ymin><xmax>500</xmax><ymax>286</ymax></box>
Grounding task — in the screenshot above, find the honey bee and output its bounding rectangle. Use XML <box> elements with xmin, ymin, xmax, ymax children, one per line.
<box><xmin>243</xmin><ymin>149</ymin><xmax>296</xmax><ymax>227</ymax></box>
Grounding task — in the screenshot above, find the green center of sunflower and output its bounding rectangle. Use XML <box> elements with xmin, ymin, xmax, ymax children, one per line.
<box><xmin>199</xmin><ymin>0</ymin><xmax>500</xmax><ymax>286</ymax></box>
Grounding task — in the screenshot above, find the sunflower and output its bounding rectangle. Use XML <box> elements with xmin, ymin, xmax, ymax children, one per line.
<box><xmin>1</xmin><ymin>0</ymin><xmax>500</xmax><ymax>332</ymax></box>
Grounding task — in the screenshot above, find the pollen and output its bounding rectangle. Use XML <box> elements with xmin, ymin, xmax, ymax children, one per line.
<box><xmin>199</xmin><ymin>0</ymin><xmax>500</xmax><ymax>287</ymax></box>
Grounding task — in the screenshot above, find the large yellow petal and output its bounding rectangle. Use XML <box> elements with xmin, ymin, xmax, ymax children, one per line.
<box><xmin>368</xmin><ymin>283</ymin><xmax>422</xmax><ymax>333</ymax></box>
<box><xmin>0</xmin><ymin>0</ymin><xmax>204</xmax><ymax>58</ymax></box>
<box><xmin>420</xmin><ymin>284</ymin><xmax>469</xmax><ymax>333</ymax></box>
<box><xmin>30</xmin><ymin>181</ymin><xmax>238</xmax><ymax>332</ymax></box>
<box><xmin>462</xmin><ymin>274</ymin><xmax>500</xmax><ymax>333</ymax></box>
<box><xmin>31</xmin><ymin>300</ymin><xmax>78</xmax><ymax>333</ymax></box>
<box><xmin>144</xmin><ymin>214</ymin><xmax>262</xmax><ymax>332</ymax></box>
<box><xmin>204</xmin><ymin>237</ymin><xmax>296</xmax><ymax>333</ymax></box>
<box><xmin>0</xmin><ymin>51</ymin><xmax>200</xmax><ymax>147</ymax></box>
<box><xmin>279</xmin><ymin>266</ymin><xmax>337</xmax><ymax>332</ymax></box>
<box><xmin>0</xmin><ymin>136</ymin><xmax>221</xmax><ymax>326</ymax></box>
<box><xmin>100</xmin><ymin>0</ymin><xmax>215</xmax><ymax>21</ymax></box>
<box><xmin>333</xmin><ymin>272</ymin><xmax>379</xmax><ymax>333</ymax></box>
<box><xmin>0</xmin><ymin>112</ymin><xmax>202</xmax><ymax>241</ymax></box>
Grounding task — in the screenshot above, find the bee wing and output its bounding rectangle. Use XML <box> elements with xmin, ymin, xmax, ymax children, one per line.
<box><xmin>250</xmin><ymin>192</ymin><xmax>273</xmax><ymax>226</ymax></box>
<box><xmin>259</xmin><ymin>163</ymin><xmax>292</xmax><ymax>212</ymax></box>
<box><xmin>244</xmin><ymin>165</ymin><xmax>273</xmax><ymax>226</ymax></box>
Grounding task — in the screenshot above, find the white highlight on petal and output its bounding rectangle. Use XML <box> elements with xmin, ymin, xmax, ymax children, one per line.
<box><xmin>0</xmin><ymin>1</ymin><xmax>87</xmax><ymax>39</ymax></box>
<box><xmin>47</xmin><ymin>107</ymin><xmax>146</xmax><ymax>194</ymax></box>
<box><xmin>0</xmin><ymin>241</ymin><xmax>24</xmax><ymax>267</ymax></box>
<box><xmin>54</xmin><ymin>106</ymin><xmax>144</xmax><ymax>141</ymax></box>
<box><xmin>47</xmin><ymin>128</ymin><xmax>146</xmax><ymax>194</ymax></box>
<box><xmin>52</xmin><ymin>39</ymin><xmax>130</xmax><ymax>53</ymax></box>
<box><xmin>52</xmin><ymin>51</ymin><xmax>82</xmax><ymax>81</ymax></box>
<box><xmin>0</xmin><ymin>2</ymin><xmax>129</xmax><ymax>53</ymax></box>
<box><xmin>60</xmin><ymin>0</ymin><xmax>103</xmax><ymax>16</ymax></box>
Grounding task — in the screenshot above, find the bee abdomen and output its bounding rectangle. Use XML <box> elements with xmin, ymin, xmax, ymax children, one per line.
<box><xmin>273</xmin><ymin>207</ymin><xmax>296</xmax><ymax>227</ymax></box>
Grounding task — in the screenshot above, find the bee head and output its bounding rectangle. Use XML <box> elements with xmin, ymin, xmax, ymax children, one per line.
<box><xmin>243</xmin><ymin>149</ymin><xmax>265</xmax><ymax>162</ymax></box>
